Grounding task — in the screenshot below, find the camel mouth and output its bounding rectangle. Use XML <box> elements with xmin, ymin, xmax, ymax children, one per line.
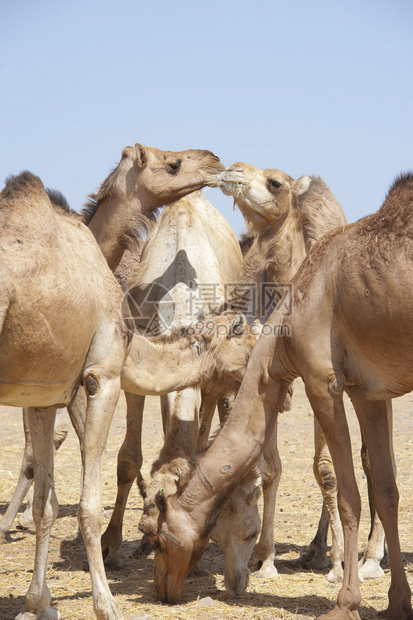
<box><xmin>204</xmin><ymin>162</ymin><xmax>227</xmax><ymax>187</ymax></box>
<box><xmin>218</xmin><ymin>175</ymin><xmax>248</xmax><ymax>198</ymax></box>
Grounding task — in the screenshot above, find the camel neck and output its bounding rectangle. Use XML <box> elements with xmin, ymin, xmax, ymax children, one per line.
<box><xmin>177</xmin><ymin>337</ymin><xmax>286</xmax><ymax>518</ymax></box>
<box><xmin>88</xmin><ymin>195</ymin><xmax>131</xmax><ymax>271</ymax></box>
<box><xmin>257</xmin><ymin>213</ymin><xmax>307</xmax><ymax>283</ymax></box>
<box><xmin>120</xmin><ymin>333</ymin><xmax>203</xmax><ymax>396</ymax></box>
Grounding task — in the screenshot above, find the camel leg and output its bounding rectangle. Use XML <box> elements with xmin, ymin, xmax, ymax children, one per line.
<box><xmin>16</xmin><ymin>406</ymin><xmax>60</xmax><ymax>620</ymax></box>
<box><xmin>305</xmin><ymin>382</ymin><xmax>362</xmax><ymax>620</ymax></box>
<box><xmin>78</xmin><ymin>375</ymin><xmax>124</xmax><ymax>620</ymax></box>
<box><xmin>293</xmin><ymin>500</ymin><xmax>330</xmax><ymax>570</ymax></box>
<box><xmin>197</xmin><ymin>388</ymin><xmax>220</xmax><ymax>450</ymax></box>
<box><xmin>162</xmin><ymin>388</ymin><xmax>201</xmax><ymax>457</ymax></box>
<box><xmin>250</xmin><ymin>413</ymin><xmax>281</xmax><ymax>579</ymax></box>
<box><xmin>312</xmin><ymin>417</ymin><xmax>346</xmax><ymax>582</ymax></box>
<box><xmin>101</xmin><ymin>392</ymin><xmax>145</xmax><ymax>567</ymax></box>
<box><xmin>0</xmin><ymin>409</ymin><xmax>34</xmax><ymax>542</ymax></box>
<box><xmin>352</xmin><ymin>397</ymin><xmax>412</xmax><ymax>620</ymax></box>
<box><xmin>18</xmin><ymin>408</ymin><xmax>70</xmax><ymax>532</ymax></box>
<box><xmin>356</xmin><ymin>399</ymin><xmax>394</xmax><ymax>580</ymax></box>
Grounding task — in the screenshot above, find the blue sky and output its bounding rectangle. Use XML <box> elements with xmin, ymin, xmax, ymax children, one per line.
<box><xmin>1</xmin><ymin>0</ymin><xmax>412</xmax><ymax>235</ymax></box>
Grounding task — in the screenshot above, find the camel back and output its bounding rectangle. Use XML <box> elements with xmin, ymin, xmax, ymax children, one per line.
<box><xmin>293</xmin><ymin>171</ymin><xmax>413</xmax><ymax>296</ymax></box>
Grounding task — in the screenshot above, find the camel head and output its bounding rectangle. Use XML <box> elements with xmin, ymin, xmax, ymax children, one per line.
<box><xmin>138</xmin><ymin>457</ymin><xmax>208</xmax><ymax>604</ymax></box>
<box><xmin>152</xmin><ymin>491</ymin><xmax>210</xmax><ymax>604</ymax></box>
<box><xmin>139</xmin><ymin>457</ymin><xmax>194</xmax><ymax>540</ymax></box>
<box><xmin>139</xmin><ymin>455</ymin><xmax>261</xmax><ymax>598</ymax></box>
<box><xmin>219</xmin><ymin>162</ymin><xmax>311</xmax><ymax>234</ymax></box>
<box><xmin>198</xmin><ymin>312</ymin><xmax>261</xmax><ymax>385</ymax></box>
<box><xmin>210</xmin><ymin>467</ymin><xmax>262</xmax><ymax>596</ymax></box>
<box><xmin>119</xmin><ymin>144</ymin><xmax>225</xmax><ymax>208</ymax></box>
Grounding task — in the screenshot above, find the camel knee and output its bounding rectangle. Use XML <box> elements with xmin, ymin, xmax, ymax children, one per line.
<box><xmin>313</xmin><ymin>454</ymin><xmax>336</xmax><ymax>492</ymax></box>
<box><xmin>117</xmin><ymin>452</ymin><xmax>142</xmax><ymax>486</ymax></box>
<box><xmin>23</xmin><ymin>462</ymin><xmax>34</xmax><ymax>480</ymax></box>
<box><xmin>374</xmin><ymin>482</ymin><xmax>399</xmax><ymax>514</ymax></box>
<box><xmin>32</xmin><ymin>489</ymin><xmax>58</xmax><ymax>526</ymax></box>
<box><xmin>262</xmin><ymin>460</ymin><xmax>282</xmax><ymax>490</ymax></box>
<box><xmin>78</xmin><ymin>502</ymin><xmax>102</xmax><ymax>535</ymax></box>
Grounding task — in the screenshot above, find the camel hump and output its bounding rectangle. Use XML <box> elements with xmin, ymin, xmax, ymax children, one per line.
<box><xmin>45</xmin><ymin>187</ymin><xmax>72</xmax><ymax>213</ymax></box>
<box><xmin>0</xmin><ymin>171</ymin><xmax>45</xmax><ymax>202</ymax></box>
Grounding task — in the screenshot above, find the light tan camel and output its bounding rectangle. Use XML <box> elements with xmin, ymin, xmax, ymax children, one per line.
<box><xmin>139</xmin><ymin>450</ymin><xmax>263</xmax><ymax>596</ymax></box>
<box><xmin>0</xmin><ymin>144</ymin><xmax>225</xmax><ymax>541</ymax></box>
<box><xmin>0</xmin><ymin>170</ymin><xmax>259</xmax><ymax>619</ymax></box>
<box><xmin>84</xmin><ymin>143</ymin><xmax>225</xmax><ymax>271</ymax></box>
<box><xmin>0</xmin><ymin>171</ymin><xmax>131</xmax><ymax>620</ymax></box>
<box><xmin>217</xmin><ymin>162</ymin><xmax>374</xmax><ymax>584</ymax></box>
<box><xmin>148</xmin><ymin>172</ymin><xmax>413</xmax><ymax>620</ymax></box>
<box><xmin>100</xmin><ymin>191</ymin><xmax>260</xmax><ymax>591</ymax></box>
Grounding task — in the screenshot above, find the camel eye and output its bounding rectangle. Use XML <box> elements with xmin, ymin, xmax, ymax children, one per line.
<box><xmin>245</xmin><ymin>531</ymin><xmax>258</xmax><ymax>542</ymax></box>
<box><xmin>269</xmin><ymin>179</ymin><xmax>282</xmax><ymax>190</ymax></box>
<box><xmin>168</xmin><ymin>160</ymin><xmax>181</xmax><ymax>173</ymax></box>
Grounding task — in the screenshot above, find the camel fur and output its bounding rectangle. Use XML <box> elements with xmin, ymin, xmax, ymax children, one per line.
<box><xmin>149</xmin><ymin>172</ymin><xmax>413</xmax><ymax>620</ymax></box>
<box><xmin>0</xmin><ymin>143</ymin><xmax>225</xmax><ymax>542</ymax></box>
<box><xmin>100</xmin><ymin>191</ymin><xmax>262</xmax><ymax>592</ymax></box>
<box><xmin>218</xmin><ymin>162</ymin><xmax>377</xmax><ymax>584</ymax></box>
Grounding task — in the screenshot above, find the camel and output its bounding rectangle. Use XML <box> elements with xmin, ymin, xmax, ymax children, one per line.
<box><xmin>0</xmin><ymin>171</ymin><xmax>131</xmax><ymax>619</ymax></box>
<box><xmin>84</xmin><ymin>143</ymin><xmax>225</xmax><ymax>271</ymax></box>
<box><xmin>148</xmin><ymin>172</ymin><xmax>413</xmax><ymax>620</ymax></box>
<box><xmin>100</xmin><ymin>191</ymin><xmax>262</xmax><ymax>592</ymax></box>
<box><xmin>216</xmin><ymin>162</ymin><xmax>378</xmax><ymax>584</ymax></box>
<box><xmin>139</xmin><ymin>450</ymin><xmax>263</xmax><ymax>596</ymax></box>
<box><xmin>0</xmin><ymin>143</ymin><xmax>225</xmax><ymax>541</ymax></box>
<box><xmin>0</xmin><ymin>169</ymin><xmax>260</xmax><ymax>619</ymax></box>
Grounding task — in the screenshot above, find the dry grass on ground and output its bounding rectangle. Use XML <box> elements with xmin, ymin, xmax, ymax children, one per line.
<box><xmin>1</xmin><ymin>380</ymin><xmax>413</xmax><ymax>619</ymax></box>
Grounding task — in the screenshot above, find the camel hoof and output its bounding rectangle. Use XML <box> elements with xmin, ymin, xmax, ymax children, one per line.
<box><xmin>327</xmin><ymin>565</ymin><xmax>343</xmax><ymax>583</ymax></box>
<box><xmin>358</xmin><ymin>558</ymin><xmax>385</xmax><ymax>579</ymax></box>
<box><xmin>251</xmin><ymin>561</ymin><xmax>279</xmax><ymax>579</ymax></box>
<box><xmin>103</xmin><ymin>553</ymin><xmax>124</xmax><ymax>571</ymax></box>
<box><xmin>316</xmin><ymin>609</ymin><xmax>360</xmax><ymax>620</ymax></box>
<box><xmin>327</xmin><ymin>565</ymin><xmax>364</xmax><ymax>584</ymax></box>
<box><xmin>64</xmin><ymin>529</ymin><xmax>83</xmax><ymax>543</ymax></box>
<box><xmin>15</xmin><ymin>606</ymin><xmax>61</xmax><ymax>619</ymax></box>
<box><xmin>17</xmin><ymin>513</ymin><xmax>35</xmax><ymax>531</ymax></box>
<box><xmin>292</xmin><ymin>550</ymin><xmax>329</xmax><ymax>571</ymax></box>
<box><xmin>378</xmin><ymin>604</ymin><xmax>413</xmax><ymax>620</ymax></box>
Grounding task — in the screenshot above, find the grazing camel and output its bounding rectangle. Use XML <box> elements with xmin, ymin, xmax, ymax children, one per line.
<box><xmin>149</xmin><ymin>172</ymin><xmax>413</xmax><ymax>620</ymax></box>
<box><xmin>139</xmin><ymin>450</ymin><xmax>263</xmax><ymax>596</ymax></box>
<box><xmin>0</xmin><ymin>143</ymin><xmax>225</xmax><ymax>541</ymax></box>
<box><xmin>218</xmin><ymin>162</ymin><xmax>366</xmax><ymax>584</ymax></box>
<box><xmin>0</xmin><ymin>170</ymin><xmax>258</xmax><ymax>619</ymax></box>
<box><xmin>101</xmin><ymin>190</ymin><xmax>255</xmax><ymax>584</ymax></box>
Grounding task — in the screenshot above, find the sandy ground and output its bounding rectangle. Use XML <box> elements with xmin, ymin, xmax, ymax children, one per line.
<box><xmin>1</xmin><ymin>380</ymin><xmax>413</xmax><ymax>619</ymax></box>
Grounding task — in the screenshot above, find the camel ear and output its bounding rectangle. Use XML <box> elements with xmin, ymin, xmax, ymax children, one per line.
<box><xmin>169</xmin><ymin>458</ymin><xmax>193</xmax><ymax>481</ymax></box>
<box><xmin>229</xmin><ymin>312</ymin><xmax>247</xmax><ymax>337</ymax></box>
<box><xmin>134</xmin><ymin>143</ymin><xmax>148</xmax><ymax>168</ymax></box>
<box><xmin>293</xmin><ymin>175</ymin><xmax>311</xmax><ymax>196</ymax></box>
<box><xmin>247</xmin><ymin>484</ymin><xmax>262</xmax><ymax>506</ymax></box>
<box><xmin>155</xmin><ymin>489</ymin><xmax>168</xmax><ymax>515</ymax></box>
